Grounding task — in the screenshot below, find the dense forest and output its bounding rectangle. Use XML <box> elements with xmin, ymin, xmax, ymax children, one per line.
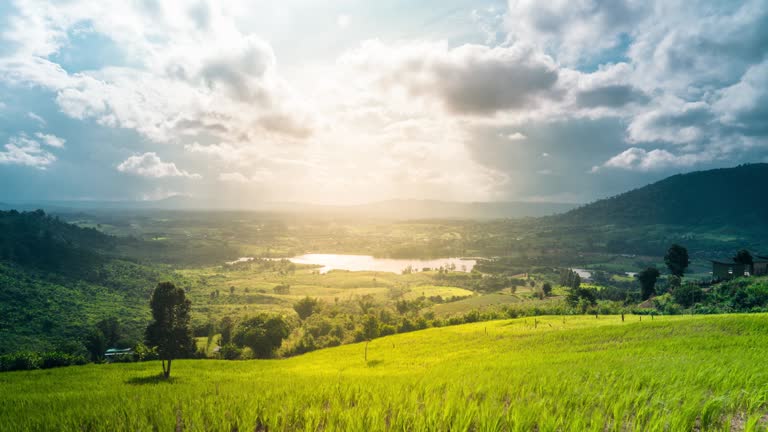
<box><xmin>559</xmin><ymin>164</ymin><xmax>768</xmax><ymax>226</ymax></box>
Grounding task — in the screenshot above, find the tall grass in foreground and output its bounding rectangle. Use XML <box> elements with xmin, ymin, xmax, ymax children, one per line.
<box><xmin>2</xmin><ymin>314</ymin><xmax>768</xmax><ymax>431</ymax></box>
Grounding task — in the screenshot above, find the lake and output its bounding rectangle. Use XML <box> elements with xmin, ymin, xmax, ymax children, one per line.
<box><xmin>229</xmin><ymin>254</ymin><xmax>477</xmax><ymax>274</ymax></box>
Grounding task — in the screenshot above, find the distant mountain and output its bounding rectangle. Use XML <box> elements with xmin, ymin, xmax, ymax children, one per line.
<box><xmin>342</xmin><ymin>199</ymin><xmax>577</xmax><ymax>219</ymax></box>
<box><xmin>1</xmin><ymin>197</ymin><xmax>577</xmax><ymax>219</ymax></box>
<box><xmin>558</xmin><ymin>164</ymin><xmax>768</xmax><ymax>226</ymax></box>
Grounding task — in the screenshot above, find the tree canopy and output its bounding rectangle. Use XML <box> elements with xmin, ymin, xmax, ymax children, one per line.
<box><xmin>664</xmin><ymin>244</ymin><xmax>690</xmax><ymax>277</ymax></box>
<box><xmin>145</xmin><ymin>282</ymin><xmax>194</xmax><ymax>378</ymax></box>
<box><xmin>636</xmin><ymin>268</ymin><xmax>661</xmax><ymax>300</ymax></box>
<box><xmin>733</xmin><ymin>250</ymin><xmax>754</xmax><ymax>265</ymax></box>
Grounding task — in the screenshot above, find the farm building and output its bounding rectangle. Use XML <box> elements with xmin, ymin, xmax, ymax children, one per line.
<box><xmin>104</xmin><ymin>348</ymin><xmax>134</xmax><ymax>362</ymax></box>
<box><xmin>712</xmin><ymin>256</ymin><xmax>768</xmax><ymax>280</ymax></box>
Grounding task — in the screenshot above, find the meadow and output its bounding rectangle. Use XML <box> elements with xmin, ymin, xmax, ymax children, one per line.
<box><xmin>3</xmin><ymin>314</ymin><xmax>768</xmax><ymax>431</ymax></box>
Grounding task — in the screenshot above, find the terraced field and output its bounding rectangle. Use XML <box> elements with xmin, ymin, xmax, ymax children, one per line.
<box><xmin>3</xmin><ymin>314</ymin><xmax>768</xmax><ymax>431</ymax></box>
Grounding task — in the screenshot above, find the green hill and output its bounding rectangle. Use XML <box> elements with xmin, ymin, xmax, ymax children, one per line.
<box><xmin>0</xmin><ymin>210</ymin><xmax>175</xmax><ymax>354</ymax></box>
<box><xmin>559</xmin><ymin>163</ymin><xmax>768</xmax><ymax>226</ymax></box>
<box><xmin>2</xmin><ymin>315</ymin><xmax>768</xmax><ymax>431</ymax></box>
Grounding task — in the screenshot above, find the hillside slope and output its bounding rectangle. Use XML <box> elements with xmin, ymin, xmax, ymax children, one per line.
<box><xmin>0</xmin><ymin>210</ymin><xmax>173</xmax><ymax>353</ymax></box>
<box><xmin>2</xmin><ymin>315</ymin><xmax>768</xmax><ymax>431</ymax></box>
<box><xmin>559</xmin><ymin>163</ymin><xmax>768</xmax><ymax>226</ymax></box>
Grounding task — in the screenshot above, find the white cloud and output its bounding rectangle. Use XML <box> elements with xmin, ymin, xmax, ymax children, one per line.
<box><xmin>0</xmin><ymin>0</ymin><xmax>767</xmax><ymax>203</ymax></box>
<box><xmin>505</xmin><ymin>0</ymin><xmax>648</xmax><ymax>66</ymax></box>
<box><xmin>117</xmin><ymin>152</ymin><xmax>201</xmax><ymax>178</ymax></box>
<box><xmin>34</xmin><ymin>132</ymin><xmax>65</xmax><ymax>148</ymax></box>
<box><xmin>603</xmin><ymin>147</ymin><xmax>710</xmax><ymax>171</ymax></box>
<box><xmin>0</xmin><ymin>134</ymin><xmax>57</xmax><ymax>169</ymax></box>
<box><xmin>506</xmin><ymin>132</ymin><xmax>527</xmax><ymax>141</ymax></box>
<box><xmin>219</xmin><ymin>170</ymin><xmax>271</xmax><ymax>183</ymax></box>
<box><xmin>27</xmin><ymin>112</ymin><xmax>46</xmax><ymax>125</ymax></box>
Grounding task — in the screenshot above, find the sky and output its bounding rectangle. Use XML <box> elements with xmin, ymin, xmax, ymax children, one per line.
<box><xmin>0</xmin><ymin>0</ymin><xmax>766</xmax><ymax>205</ymax></box>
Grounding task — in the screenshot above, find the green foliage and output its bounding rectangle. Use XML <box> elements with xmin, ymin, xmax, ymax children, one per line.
<box><xmin>293</xmin><ymin>296</ymin><xmax>321</xmax><ymax>320</ymax></box>
<box><xmin>672</xmin><ymin>283</ymin><xmax>704</xmax><ymax>308</ymax></box>
<box><xmin>133</xmin><ymin>343</ymin><xmax>158</xmax><ymax>361</ymax></box>
<box><xmin>218</xmin><ymin>343</ymin><xmax>242</xmax><ymax>360</ymax></box>
<box><xmin>664</xmin><ymin>244</ymin><xmax>690</xmax><ymax>277</ymax></box>
<box><xmin>636</xmin><ymin>268</ymin><xmax>661</xmax><ymax>300</ymax></box>
<box><xmin>560</xmin><ymin>163</ymin><xmax>768</xmax><ymax>227</ymax></box>
<box><xmin>145</xmin><ymin>282</ymin><xmax>194</xmax><ymax>377</ymax></box>
<box><xmin>232</xmin><ymin>314</ymin><xmax>291</xmax><ymax>358</ymax></box>
<box><xmin>0</xmin><ymin>351</ymin><xmax>86</xmax><ymax>372</ymax></box>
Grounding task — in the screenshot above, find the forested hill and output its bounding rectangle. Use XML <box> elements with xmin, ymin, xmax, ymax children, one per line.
<box><xmin>0</xmin><ymin>210</ymin><xmax>170</xmax><ymax>354</ymax></box>
<box><xmin>0</xmin><ymin>209</ymin><xmax>116</xmax><ymax>273</ymax></box>
<box><xmin>557</xmin><ymin>164</ymin><xmax>768</xmax><ymax>227</ymax></box>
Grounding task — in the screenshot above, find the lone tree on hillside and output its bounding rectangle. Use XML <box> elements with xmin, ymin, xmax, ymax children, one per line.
<box><xmin>636</xmin><ymin>267</ymin><xmax>661</xmax><ymax>300</ymax></box>
<box><xmin>145</xmin><ymin>282</ymin><xmax>194</xmax><ymax>378</ymax></box>
<box><xmin>733</xmin><ymin>250</ymin><xmax>754</xmax><ymax>266</ymax></box>
<box><xmin>664</xmin><ymin>244</ymin><xmax>690</xmax><ymax>277</ymax></box>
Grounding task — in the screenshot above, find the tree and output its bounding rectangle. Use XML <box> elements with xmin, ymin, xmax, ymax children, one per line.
<box><xmin>636</xmin><ymin>267</ymin><xmax>661</xmax><ymax>300</ymax></box>
<box><xmin>664</xmin><ymin>244</ymin><xmax>690</xmax><ymax>277</ymax></box>
<box><xmin>673</xmin><ymin>283</ymin><xmax>703</xmax><ymax>308</ymax></box>
<box><xmin>233</xmin><ymin>314</ymin><xmax>290</xmax><ymax>358</ymax></box>
<box><xmin>733</xmin><ymin>250</ymin><xmax>754</xmax><ymax>265</ymax></box>
<box><xmin>219</xmin><ymin>316</ymin><xmax>234</xmax><ymax>345</ymax></box>
<box><xmin>85</xmin><ymin>317</ymin><xmax>122</xmax><ymax>361</ymax></box>
<box><xmin>145</xmin><ymin>282</ymin><xmax>195</xmax><ymax>378</ymax></box>
<box><xmin>542</xmin><ymin>282</ymin><xmax>553</xmax><ymax>297</ymax></box>
<box><xmin>293</xmin><ymin>296</ymin><xmax>321</xmax><ymax>320</ymax></box>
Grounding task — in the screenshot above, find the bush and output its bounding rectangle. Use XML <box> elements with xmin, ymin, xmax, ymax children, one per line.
<box><xmin>1</xmin><ymin>351</ymin><xmax>87</xmax><ymax>372</ymax></box>
<box><xmin>0</xmin><ymin>351</ymin><xmax>41</xmax><ymax>371</ymax></box>
<box><xmin>673</xmin><ymin>284</ymin><xmax>704</xmax><ymax>308</ymax></box>
<box><xmin>41</xmin><ymin>352</ymin><xmax>87</xmax><ymax>369</ymax></box>
<box><xmin>219</xmin><ymin>343</ymin><xmax>243</xmax><ymax>360</ymax></box>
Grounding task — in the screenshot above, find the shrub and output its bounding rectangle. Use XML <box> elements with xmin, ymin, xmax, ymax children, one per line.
<box><xmin>0</xmin><ymin>352</ymin><xmax>41</xmax><ymax>371</ymax></box>
<box><xmin>41</xmin><ymin>352</ymin><xmax>86</xmax><ymax>369</ymax></box>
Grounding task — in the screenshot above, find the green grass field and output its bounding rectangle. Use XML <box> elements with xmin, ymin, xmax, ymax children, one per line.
<box><xmin>3</xmin><ymin>314</ymin><xmax>768</xmax><ymax>431</ymax></box>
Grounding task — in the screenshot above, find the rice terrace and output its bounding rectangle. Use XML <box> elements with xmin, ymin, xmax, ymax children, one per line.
<box><xmin>2</xmin><ymin>0</ymin><xmax>768</xmax><ymax>431</ymax></box>
<box><xmin>5</xmin><ymin>315</ymin><xmax>768</xmax><ymax>431</ymax></box>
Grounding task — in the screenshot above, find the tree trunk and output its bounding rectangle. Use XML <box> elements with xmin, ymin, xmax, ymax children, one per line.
<box><xmin>161</xmin><ymin>358</ymin><xmax>172</xmax><ymax>378</ymax></box>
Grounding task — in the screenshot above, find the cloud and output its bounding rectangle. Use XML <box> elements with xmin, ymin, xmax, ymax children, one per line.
<box><xmin>27</xmin><ymin>112</ymin><xmax>46</xmax><ymax>125</ymax></box>
<box><xmin>117</xmin><ymin>152</ymin><xmax>201</xmax><ymax>178</ymax></box>
<box><xmin>218</xmin><ymin>170</ymin><xmax>271</xmax><ymax>183</ymax></box>
<box><xmin>0</xmin><ymin>134</ymin><xmax>57</xmax><ymax>169</ymax></box>
<box><xmin>1</xmin><ymin>0</ymin><xmax>767</xmax><ymax>203</ymax></box>
<box><xmin>713</xmin><ymin>60</ymin><xmax>768</xmax><ymax>136</ymax></box>
<box><xmin>34</xmin><ymin>132</ymin><xmax>65</xmax><ymax>148</ymax></box>
<box><xmin>0</xmin><ymin>1</ymin><xmax>314</xmax><ymax>148</ymax></box>
<box><xmin>340</xmin><ymin>40</ymin><xmax>560</xmax><ymax>115</ymax></box>
<box><xmin>576</xmin><ymin>84</ymin><xmax>648</xmax><ymax>108</ymax></box>
<box><xmin>505</xmin><ymin>0</ymin><xmax>648</xmax><ymax>65</ymax></box>
<box><xmin>602</xmin><ymin>147</ymin><xmax>711</xmax><ymax>171</ymax></box>
<box><xmin>626</xmin><ymin>101</ymin><xmax>713</xmax><ymax>144</ymax></box>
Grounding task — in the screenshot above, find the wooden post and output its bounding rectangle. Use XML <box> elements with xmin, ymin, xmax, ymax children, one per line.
<box><xmin>365</xmin><ymin>340</ymin><xmax>369</xmax><ymax>362</ymax></box>
<box><xmin>534</xmin><ymin>319</ymin><xmax>538</xmax><ymax>329</ymax></box>
<box><xmin>621</xmin><ymin>313</ymin><xmax>625</xmax><ymax>322</ymax></box>
<box><xmin>651</xmin><ymin>314</ymin><xmax>654</xmax><ymax>320</ymax></box>
<box><xmin>640</xmin><ymin>315</ymin><xmax>642</xmax><ymax>322</ymax></box>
